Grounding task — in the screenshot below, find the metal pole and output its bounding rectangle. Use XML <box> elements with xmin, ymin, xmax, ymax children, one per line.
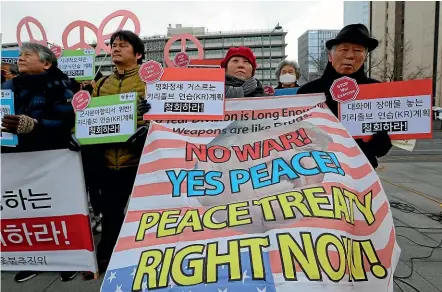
<box><xmin>269</xmin><ymin>29</ymin><xmax>275</xmax><ymax>86</ymax></box>
<box><xmin>95</xmin><ymin>52</ymin><xmax>109</xmax><ymax>78</ymax></box>
<box><xmin>369</xmin><ymin>1</ymin><xmax>373</xmax><ymax>78</ymax></box>
<box><xmin>432</xmin><ymin>1</ymin><xmax>440</xmax><ymax>105</ymax></box>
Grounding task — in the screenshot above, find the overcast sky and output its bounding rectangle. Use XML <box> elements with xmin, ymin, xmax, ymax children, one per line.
<box><xmin>0</xmin><ymin>0</ymin><xmax>344</xmax><ymax>60</ymax></box>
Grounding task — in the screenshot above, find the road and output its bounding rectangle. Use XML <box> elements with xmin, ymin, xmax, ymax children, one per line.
<box><xmin>381</xmin><ymin>129</ymin><xmax>442</xmax><ymax>162</ymax></box>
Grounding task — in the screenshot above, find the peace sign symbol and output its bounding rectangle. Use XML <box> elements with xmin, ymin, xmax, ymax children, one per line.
<box><xmin>163</xmin><ymin>33</ymin><xmax>204</xmax><ymax>68</ymax></box>
<box><xmin>16</xmin><ymin>16</ymin><xmax>48</xmax><ymax>46</ymax></box>
<box><xmin>97</xmin><ymin>10</ymin><xmax>141</xmax><ymax>54</ymax></box>
<box><xmin>62</xmin><ymin>21</ymin><xmax>99</xmax><ymax>54</ymax></box>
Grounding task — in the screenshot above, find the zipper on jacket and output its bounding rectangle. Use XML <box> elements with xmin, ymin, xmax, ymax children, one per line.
<box><xmin>115</xmin><ymin>70</ymin><xmax>126</xmax><ymax>170</ymax></box>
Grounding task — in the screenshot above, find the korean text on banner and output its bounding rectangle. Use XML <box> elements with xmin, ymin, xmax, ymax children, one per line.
<box><xmin>1</xmin><ymin>149</ymin><xmax>98</xmax><ymax>273</ymax></box>
<box><xmin>339</xmin><ymin>79</ymin><xmax>433</xmax><ymax>140</ymax></box>
<box><xmin>1</xmin><ymin>90</ymin><xmax>18</xmax><ymax>146</ymax></box>
<box><xmin>58</xmin><ymin>49</ymin><xmax>95</xmax><ymax>81</ymax></box>
<box><xmin>75</xmin><ymin>93</ymin><xmax>137</xmax><ymax>145</ymax></box>
<box><xmin>144</xmin><ymin>68</ymin><xmax>225</xmax><ymax>121</ymax></box>
<box><xmin>1</xmin><ymin>50</ymin><xmax>19</xmax><ymax>64</ymax></box>
<box><xmin>101</xmin><ymin>94</ymin><xmax>400</xmax><ymax>292</ymax></box>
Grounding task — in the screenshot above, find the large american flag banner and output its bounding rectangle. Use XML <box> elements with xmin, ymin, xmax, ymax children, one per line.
<box><xmin>101</xmin><ymin>94</ymin><xmax>400</xmax><ymax>292</ymax></box>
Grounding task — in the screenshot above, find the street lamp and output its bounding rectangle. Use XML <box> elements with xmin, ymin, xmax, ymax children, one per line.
<box><xmin>269</xmin><ymin>23</ymin><xmax>283</xmax><ymax>86</ymax></box>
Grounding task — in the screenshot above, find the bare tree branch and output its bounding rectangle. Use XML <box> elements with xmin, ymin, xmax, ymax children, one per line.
<box><xmin>370</xmin><ymin>32</ymin><xmax>432</xmax><ymax>82</ymax></box>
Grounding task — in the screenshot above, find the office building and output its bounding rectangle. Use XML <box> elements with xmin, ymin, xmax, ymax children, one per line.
<box><xmin>369</xmin><ymin>1</ymin><xmax>441</xmax><ymax>106</ymax></box>
<box><xmin>297</xmin><ymin>29</ymin><xmax>340</xmax><ymax>83</ymax></box>
<box><xmin>104</xmin><ymin>24</ymin><xmax>288</xmax><ymax>85</ymax></box>
<box><xmin>344</xmin><ymin>1</ymin><xmax>369</xmax><ymax>26</ymax></box>
<box><xmin>2</xmin><ymin>24</ymin><xmax>287</xmax><ymax>86</ymax></box>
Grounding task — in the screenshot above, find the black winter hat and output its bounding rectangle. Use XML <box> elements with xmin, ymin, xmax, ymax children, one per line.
<box><xmin>326</xmin><ymin>23</ymin><xmax>379</xmax><ymax>52</ymax></box>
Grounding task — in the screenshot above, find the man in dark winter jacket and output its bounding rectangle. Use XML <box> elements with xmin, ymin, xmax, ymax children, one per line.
<box><xmin>1</xmin><ymin>43</ymin><xmax>75</xmax><ymax>153</ymax></box>
<box><xmin>297</xmin><ymin>24</ymin><xmax>392</xmax><ymax>169</ymax></box>
<box><xmin>221</xmin><ymin>46</ymin><xmax>265</xmax><ymax>98</ymax></box>
<box><xmin>1</xmin><ymin>42</ymin><xmax>77</xmax><ymax>283</ymax></box>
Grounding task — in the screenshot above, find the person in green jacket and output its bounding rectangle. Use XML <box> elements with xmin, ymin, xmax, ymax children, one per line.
<box><xmin>83</xmin><ymin>30</ymin><xmax>151</xmax><ymax>278</ymax></box>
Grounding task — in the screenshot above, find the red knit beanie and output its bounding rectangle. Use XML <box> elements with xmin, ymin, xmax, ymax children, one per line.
<box><xmin>221</xmin><ymin>46</ymin><xmax>257</xmax><ymax>75</ymax></box>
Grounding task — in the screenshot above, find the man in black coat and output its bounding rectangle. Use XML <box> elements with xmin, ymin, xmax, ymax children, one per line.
<box><xmin>297</xmin><ymin>24</ymin><xmax>392</xmax><ymax>169</ymax></box>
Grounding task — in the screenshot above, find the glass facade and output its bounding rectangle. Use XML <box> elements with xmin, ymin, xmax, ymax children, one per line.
<box><xmin>297</xmin><ymin>30</ymin><xmax>339</xmax><ymax>83</ymax></box>
<box><xmin>344</xmin><ymin>1</ymin><xmax>369</xmax><ymax>27</ymax></box>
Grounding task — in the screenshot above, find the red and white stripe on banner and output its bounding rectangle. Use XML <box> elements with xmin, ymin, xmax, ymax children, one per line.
<box><xmin>107</xmin><ymin>93</ymin><xmax>400</xmax><ymax>292</ymax></box>
<box><xmin>1</xmin><ymin>149</ymin><xmax>98</xmax><ymax>272</ymax></box>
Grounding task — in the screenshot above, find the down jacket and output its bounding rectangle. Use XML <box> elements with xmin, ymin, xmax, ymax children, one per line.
<box><xmin>91</xmin><ymin>65</ymin><xmax>148</xmax><ymax>169</ymax></box>
<box><xmin>1</xmin><ymin>67</ymin><xmax>75</xmax><ymax>152</ymax></box>
<box><xmin>297</xmin><ymin>62</ymin><xmax>392</xmax><ymax>168</ymax></box>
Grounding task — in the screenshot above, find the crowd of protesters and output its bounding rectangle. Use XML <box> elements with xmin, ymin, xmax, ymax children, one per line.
<box><xmin>1</xmin><ymin>23</ymin><xmax>391</xmax><ymax>283</ymax></box>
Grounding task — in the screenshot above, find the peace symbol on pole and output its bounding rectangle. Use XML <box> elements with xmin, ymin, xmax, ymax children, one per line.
<box><xmin>62</xmin><ymin>21</ymin><xmax>99</xmax><ymax>54</ymax></box>
<box><xmin>163</xmin><ymin>33</ymin><xmax>204</xmax><ymax>68</ymax></box>
<box><xmin>97</xmin><ymin>10</ymin><xmax>141</xmax><ymax>54</ymax></box>
<box><xmin>16</xmin><ymin>10</ymin><xmax>141</xmax><ymax>55</ymax></box>
<box><xmin>16</xmin><ymin>16</ymin><xmax>48</xmax><ymax>46</ymax></box>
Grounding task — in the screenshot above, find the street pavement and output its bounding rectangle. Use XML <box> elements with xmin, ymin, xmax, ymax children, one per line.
<box><xmin>1</xmin><ymin>127</ymin><xmax>441</xmax><ymax>292</ymax></box>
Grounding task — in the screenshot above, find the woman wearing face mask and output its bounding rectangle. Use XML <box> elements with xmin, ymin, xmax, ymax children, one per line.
<box><xmin>274</xmin><ymin>60</ymin><xmax>301</xmax><ymax>89</ymax></box>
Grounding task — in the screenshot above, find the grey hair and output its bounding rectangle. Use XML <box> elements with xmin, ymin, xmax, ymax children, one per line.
<box><xmin>8</xmin><ymin>63</ymin><xmax>19</xmax><ymax>75</ymax></box>
<box><xmin>20</xmin><ymin>42</ymin><xmax>58</xmax><ymax>68</ymax></box>
<box><xmin>274</xmin><ymin>59</ymin><xmax>301</xmax><ymax>80</ymax></box>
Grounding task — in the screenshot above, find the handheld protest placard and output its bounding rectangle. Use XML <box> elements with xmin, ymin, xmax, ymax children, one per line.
<box><xmin>143</xmin><ymin>68</ymin><xmax>225</xmax><ymax>121</ymax></box>
<box><xmin>338</xmin><ymin>78</ymin><xmax>433</xmax><ymax>140</ymax></box>
<box><xmin>74</xmin><ymin>93</ymin><xmax>138</xmax><ymax>145</ymax></box>
<box><xmin>100</xmin><ymin>93</ymin><xmax>400</xmax><ymax>292</ymax></box>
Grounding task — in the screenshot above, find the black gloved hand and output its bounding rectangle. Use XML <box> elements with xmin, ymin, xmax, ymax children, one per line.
<box><xmin>127</xmin><ymin>126</ymin><xmax>148</xmax><ymax>145</ymax></box>
<box><xmin>138</xmin><ymin>100</ymin><xmax>151</xmax><ymax>115</ymax></box>
<box><xmin>356</xmin><ymin>139</ymin><xmax>378</xmax><ymax>169</ymax></box>
<box><xmin>68</xmin><ymin>134</ymin><xmax>81</xmax><ymax>152</ymax></box>
<box><xmin>370</xmin><ymin>130</ymin><xmax>392</xmax><ymax>158</ymax></box>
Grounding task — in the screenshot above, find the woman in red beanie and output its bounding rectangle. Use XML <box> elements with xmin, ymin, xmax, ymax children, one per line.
<box><xmin>221</xmin><ymin>46</ymin><xmax>265</xmax><ymax>98</ymax></box>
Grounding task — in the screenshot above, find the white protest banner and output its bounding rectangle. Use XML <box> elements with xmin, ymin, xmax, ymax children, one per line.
<box><xmin>75</xmin><ymin>93</ymin><xmax>137</xmax><ymax>145</ymax></box>
<box><xmin>101</xmin><ymin>94</ymin><xmax>400</xmax><ymax>292</ymax></box>
<box><xmin>143</xmin><ymin>68</ymin><xmax>225</xmax><ymax>120</ymax></box>
<box><xmin>58</xmin><ymin>49</ymin><xmax>95</xmax><ymax>80</ymax></box>
<box><xmin>1</xmin><ymin>90</ymin><xmax>18</xmax><ymax>146</ymax></box>
<box><xmin>1</xmin><ymin>149</ymin><xmax>98</xmax><ymax>273</ymax></box>
<box><xmin>339</xmin><ymin>79</ymin><xmax>432</xmax><ymax>140</ymax></box>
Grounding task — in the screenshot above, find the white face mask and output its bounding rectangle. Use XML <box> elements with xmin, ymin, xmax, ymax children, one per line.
<box><xmin>279</xmin><ymin>73</ymin><xmax>297</xmax><ymax>84</ymax></box>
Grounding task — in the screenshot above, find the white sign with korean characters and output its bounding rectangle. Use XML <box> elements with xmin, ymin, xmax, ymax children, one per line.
<box><xmin>58</xmin><ymin>49</ymin><xmax>95</xmax><ymax>80</ymax></box>
<box><xmin>143</xmin><ymin>68</ymin><xmax>226</xmax><ymax>121</ymax></box>
<box><xmin>340</xmin><ymin>95</ymin><xmax>432</xmax><ymax>139</ymax></box>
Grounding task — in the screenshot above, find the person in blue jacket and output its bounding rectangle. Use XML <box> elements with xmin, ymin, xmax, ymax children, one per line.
<box><xmin>1</xmin><ymin>42</ymin><xmax>77</xmax><ymax>283</ymax></box>
<box><xmin>1</xmin><ymin>42</ymin><xmax>75</xmax><ymax>153</ymax></box>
